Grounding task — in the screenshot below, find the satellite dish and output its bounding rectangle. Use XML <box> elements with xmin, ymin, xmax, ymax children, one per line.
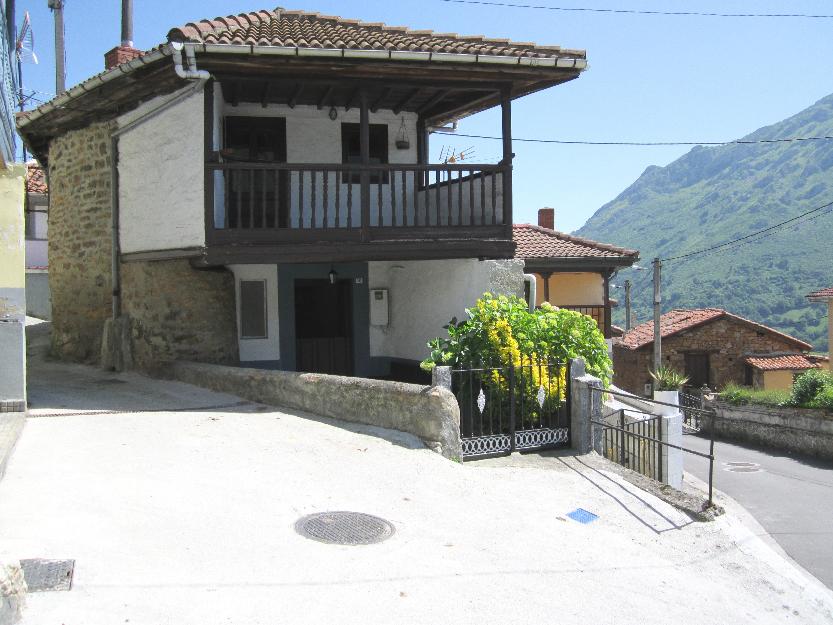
<box><xmin>16</xmin><ymin>11</ymin><xmax>38</xmax><ymax>65</ymax></box>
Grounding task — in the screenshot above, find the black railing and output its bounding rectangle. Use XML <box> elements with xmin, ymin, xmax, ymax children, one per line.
<box><xmin>452</xmin><ymin>360</ymin><xmax>570</xmax><ymax>458</ymax></box>
<box><xmin>602</xmin><ymin>409</ymin><xmax>663</xmax><ymax>482</ymax></box>
<box><xmin>206</xmin><ymin>162</ymin><xmax>510</xmax><ymax>244</ymax></box>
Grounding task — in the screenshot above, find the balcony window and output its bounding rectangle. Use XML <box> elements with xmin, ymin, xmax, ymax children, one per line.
<box><xmin>341</xmin><ymin>123</ymin><xmax>388</xmax><ymax>184</ymax></box>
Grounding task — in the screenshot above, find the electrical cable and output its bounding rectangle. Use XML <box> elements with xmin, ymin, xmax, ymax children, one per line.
<box><xmin>438</xmin><ymin>0</ymin><xmax>833</xmax><ymax>19</ymax></box>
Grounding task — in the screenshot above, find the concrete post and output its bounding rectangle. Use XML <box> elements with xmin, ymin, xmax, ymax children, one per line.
<box><xmin>569</xmin><ymin>358</ymin><xmax>603</xmax><ymax>454</ymax></box>
<box><xmin>432</xmin><ymin>366</ymin><xmax>452</xmax><ymax>391</ymax></box>
<box><xmin>660</xmin><ymin>411</ymin><xmax>683</xmax><ymax>488</ymax></box>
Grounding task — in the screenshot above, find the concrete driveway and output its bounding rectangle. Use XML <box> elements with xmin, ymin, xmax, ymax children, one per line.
<box><xmin>2</xmin><ymin>330</ymin><xmax>832</xmax><ymax>624</ymax></box>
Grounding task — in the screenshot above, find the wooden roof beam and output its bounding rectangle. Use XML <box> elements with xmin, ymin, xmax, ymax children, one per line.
<box><xmin>288</xmin><ymin>82</ymin><xmax>304</xmax><ymax>109</ymax></box>
<box><xmin>370</xmin><ymin>87</ymin><xmax>392</xmax><ymax>113</ymax></box>
<box><xmin>317</xmin><ymin>84</ymin><xmax>334</xmax><ymax>110</ymax></box>
<box><xmin>417</xmin><ymin>89</ymin><xmax>450</xmax><ymax>114</ymax></box>
<box><xmin>260</xmin><ymin>81</ymin><xmax>271</xmax><ymax>108</ymax></box>
<box><xmin>344</xmin><ymin>87</ymin><xmax>361</xmax><ymax>112</ymax></box>
<box><xmin>393</xmin><ymin>88</ymin><xmax>421</xmax><ymax>115</ymax></box>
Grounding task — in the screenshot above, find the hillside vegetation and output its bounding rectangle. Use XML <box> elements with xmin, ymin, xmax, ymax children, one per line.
<box><xmin>577</xmin><ymin>93</ymin><xmax>833</xmax><ymax>351</ymax></box>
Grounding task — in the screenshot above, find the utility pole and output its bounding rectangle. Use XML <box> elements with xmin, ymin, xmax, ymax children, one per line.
<box><xmin>652</xmin><ymin>257</ymin><xmax>662</xmax><ymax>372</ymax></box>
<box><xmin>48</xmin><ymin>0</ymin><xmax>65</xmax><ymax>94</ymax></box>
<box><xmin>624</xmin><ymin>279</ymin><xmax>632</xmax><ymax>331</ymax></box>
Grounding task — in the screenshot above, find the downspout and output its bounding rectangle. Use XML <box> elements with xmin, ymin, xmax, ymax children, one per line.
<box><xmin>523</xmin><ymin>274</ymin><xmax>537</xmax><ymax>312</ymax></box>
<box><xmin>109</xmin><ymin>42</ymin><xmax>211</xmax><ymax>319</ymax></box>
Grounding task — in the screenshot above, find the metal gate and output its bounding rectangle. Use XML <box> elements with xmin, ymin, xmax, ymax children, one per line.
<box><xmin>452</xmin><ymin>361</ymin><xmax>571</xmax><ymax>458</ymax></box>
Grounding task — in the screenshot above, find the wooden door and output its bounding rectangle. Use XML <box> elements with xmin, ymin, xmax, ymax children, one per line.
<box><xmin>294</xmin><ymin>279</ymin><xmax>353</xmax><ymax>375</ymax></box>
<box><xmin>684</xmin><ymin>353</ymin><xmax>710</xmax><ymax>388</ymax></box>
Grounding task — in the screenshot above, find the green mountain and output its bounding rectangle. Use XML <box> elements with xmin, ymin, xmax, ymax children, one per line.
<box><xmin>577</xmin><ymin>93</ymin><xmax>833</xmax><ymax>352</ymax></box>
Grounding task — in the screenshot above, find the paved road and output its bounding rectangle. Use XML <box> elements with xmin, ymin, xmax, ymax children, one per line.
<box><xmin>684</xmin><ymin>432</ymin><xmax>833</xmax><ymax>589</ymax></box>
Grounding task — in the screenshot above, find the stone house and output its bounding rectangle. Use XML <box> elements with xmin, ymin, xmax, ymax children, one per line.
<box><xmin>613</xmin><ymin>308</ymin><xmax>813</xmax><ymax>395</ymax></box>
<box><xmin>743</xmin><ymin>354</ymin><xmax>829</xmax><ymax>391</ymax></box>
<box><xmin>514</xmin><ymin>207</ymin><xmax>639</xmax><ymax>339</ymax></box>
<box><xmin>807</xmin><ymin>286</ymin><xmax>833</xmax><ymax>370</ymax></box>
<box><xmin>16</xmin><ymin>7</ymin><xmax>592</xmax><ymax>379</ymax></box>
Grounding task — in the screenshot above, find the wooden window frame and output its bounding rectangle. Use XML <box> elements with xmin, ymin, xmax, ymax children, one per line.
<box><xmin>341</xmin><ymin>122</ymin><xmax>389</xmax><ymax>184</ymax></box>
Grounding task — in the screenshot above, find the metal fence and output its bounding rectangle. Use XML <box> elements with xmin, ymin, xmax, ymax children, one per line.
<box><xmin>602</xmin><ymin>409</ymin><xmax>663</xmax><ymax>481</ymax></box>
<box><xmin>590</xmin><ymin>387</ymin><xmax>716</xmax><ymax>507</ymax></box>
<box><xmin>452</xmin><ymin>360</ymin><xmax>570</xmax><ymax>458</ymax></box>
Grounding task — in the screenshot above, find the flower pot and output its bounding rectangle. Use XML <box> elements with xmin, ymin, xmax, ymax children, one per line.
<box><xmin>653</xmin><ymin>390</ymin><xmax>681</xmax><ymax>416</ymax></box>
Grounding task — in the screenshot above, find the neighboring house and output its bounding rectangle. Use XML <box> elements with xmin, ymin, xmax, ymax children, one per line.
<box><xmin>743</xmin><ymin>354</ymin><xmax>829</xmax><ymax>391</ymax></box>
<box><xmin>16</xmin><ymin>7</ymin><xmax>588</xmax><ymax>379</ymax></box>
<box><xmin>514</xmin><ymin>207</ymin><xmax>638</xmax><ymax>338</ymax></box>
<box><xmin>0</xmin><ymin>0</ymin><xmax>27</xmax><ymax>408</ymax></box>
<box><xmin>613</xmin><ymin>308</ymin><xmax>813</xmax><ymax>395</ymax></box>
<box><xmin>24</xmin><ymin>161</ymin><xmax>50</xmax><ymax>319</ymax></box>
<box><xmin>807</xmin><ymin>286</ymin><xmax>833</xmax><ymax>370</ymax></box>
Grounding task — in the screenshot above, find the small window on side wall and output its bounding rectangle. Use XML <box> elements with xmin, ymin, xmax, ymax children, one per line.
<box><xmin>240</xmin><ymin>280</ymin><xmax>267</xmax><ymax>339</ymax></box>
<box><xmin>341</xmin><ymin>123</ymin><xmax>389</xmax><ymax>184</ymax></box>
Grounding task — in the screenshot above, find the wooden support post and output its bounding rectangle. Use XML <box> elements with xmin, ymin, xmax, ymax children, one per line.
<box><xmin>360</xmin><ymin>89</ymin><xmax>370</xmax><ymax>242</ymax></box>
<box><xmin>542</xmin><ymin>272</ymin><xmax>551</xmax><ymax>304</ymax></box>
<box><xmin>500</xmin><ymin>86</ymin><xmax>513</xmax><ymax>232</ymax></box>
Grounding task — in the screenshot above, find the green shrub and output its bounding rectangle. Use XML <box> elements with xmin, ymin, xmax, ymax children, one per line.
<box><xmin>786</xmin><ymin>369</ymin><xmax>833</xmax><ymax>407</ymax></box>
<box><xmin>810</xmin><ymin>385</ymin><xmax>833</xmax><ymax>411</ymax></box>
<box><xmin>720</xmin><ymin>382</ymin><xmax>790</xmax><ymax>407</ymax></box>
<box><xmin>420</xmin><ymin>293</ymin><xmax>612</xmax><ymax>386</ymax></box>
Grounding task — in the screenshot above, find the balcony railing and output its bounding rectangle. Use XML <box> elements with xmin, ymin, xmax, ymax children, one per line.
<box><xmin>206</xmin><ymin>162</ymin><xmax>511</xmax><ymax>245</ymax></box>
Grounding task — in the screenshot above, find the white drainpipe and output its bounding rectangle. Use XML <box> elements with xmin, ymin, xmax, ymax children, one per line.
<box><xmin>523</xmin><ymin>274</ymin><xmax>537</xmax><ymax>312</ymax></box>
<box><xmin>171</xmin><ymin>41</ymin><xmax>211</xmax><ymax>81</ymax></box>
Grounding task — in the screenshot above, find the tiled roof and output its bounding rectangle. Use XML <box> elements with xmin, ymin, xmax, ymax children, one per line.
<box><xmin>807</xmin><ymin>287</ymin><xmax>833</xmax><ymax>299</ymax></box>
<box><xmin>618</xmin><ymin>308</ymin><xmax>813</xmax><ymax>351</ymax></box>
<box><xmin>512</xmin><ymin>224</ymin><xmax>639</xmax><ymax>260</ymax></box>
<box><xmin>744</xmin><ymin>354</ymin><xmax>828</xmax><ymax>371</ymax></box>
<box><xmin>26</xmin><ymin>162</ymin><xmax>47</xmax><ymax>194</ymax></box>
<box><xmin>168</xmin><ymin>8</ymin><xmax>584</xmax><ymax>60</ymax></box>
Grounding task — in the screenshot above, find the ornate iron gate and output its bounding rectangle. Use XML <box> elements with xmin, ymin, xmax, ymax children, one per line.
<box><xmin>452</xmin><ymin>361</ymin><xmax>571</xmax><ymax>458</ymax></box>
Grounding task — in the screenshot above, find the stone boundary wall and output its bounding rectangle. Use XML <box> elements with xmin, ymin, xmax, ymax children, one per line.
<box><xmin>703</xmin><ymin>398</ymin><xmax>833</xmax><ymax>461</ymax></box>
<box><xmin>173</xmin><ymin>361</ymin><xmax>462</xmax><ymax>460</ymax></box>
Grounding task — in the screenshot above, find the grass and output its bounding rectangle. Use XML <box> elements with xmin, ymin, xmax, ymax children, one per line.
<box><xmin>720</xmin><ymin>383</ymin><xmax>790</xmax><ymax>407</ymax></box>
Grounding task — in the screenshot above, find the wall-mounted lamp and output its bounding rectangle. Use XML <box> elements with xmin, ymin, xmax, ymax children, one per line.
<box><xmin>329</xmin><ymin>268</ymin><xmax>337</xmax><ymax>284</ymax></box>
<box><xmin>328</xmin><ymin>106</ymin><xmax>338</xmax><ymax>121</ymax></box>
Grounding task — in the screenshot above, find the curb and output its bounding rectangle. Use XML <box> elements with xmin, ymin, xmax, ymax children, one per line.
<box><xmin>0</xmin><ymin>413</ymin><xmax>25</xmax><ymax>483</ymax></box>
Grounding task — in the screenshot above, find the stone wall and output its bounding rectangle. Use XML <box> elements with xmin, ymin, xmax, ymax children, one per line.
<box><xmin>120</xmin><ymin>260</ymin><xmax>238</xmax><ymax>373</ymax></box>
<box><xmin>703</xmin><ymin>398</ymin><xmax>833</xmax><ymax>461</ymax></box>
<box><xmin>614</xmin><ymin>317</ymin><xmax>806</xmax><ymax>394</ymax></box>
<box><xmin>47</xmin><ymin>122</ymin><xmax>113</xmax><ymax>363</ymax></box>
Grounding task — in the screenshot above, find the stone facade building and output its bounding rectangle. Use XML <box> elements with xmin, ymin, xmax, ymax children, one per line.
<box><xmin>17</xmin><ymin>8</ymin><xmax>634</xmax><ymax>381</ymax></box>
<box><xmin>614</xmin><ymin>308</ymin><xmax>813</xmax><ymax>395</ymax></box>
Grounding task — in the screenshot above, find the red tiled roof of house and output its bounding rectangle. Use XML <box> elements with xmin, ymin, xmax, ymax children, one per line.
<box><xmin>807</xmin><ymin>287</ymin><xmax>833</xmax><ymax>299</ymax></box>
<box><xmin>618</xmin><ymin>308</ymin><xmax>813</xmax><ymax>351</ymax></box>
<box><xmin>744</xmin><ymin>354</ymin><xmax>828</xmax><ymax>371</ymax></box>
<box><xmin>26</xmin><ymin>162</ymin><xmax>47</xmax><ymax>194</ymax></box>
<box><xmin>512</xmin><ymin>224</ymin><xmax>639</xmax><ymax>260</ymax></box>
<box><xmin>168</xmin><ymin>8</ymin><xmax>585</xmax><ymax>60</ymax></box>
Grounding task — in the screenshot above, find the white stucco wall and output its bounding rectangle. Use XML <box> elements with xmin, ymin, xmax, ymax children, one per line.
<box><xmin>368</xmin><ymin>258</ymin><xmax>525</xmax><ymax>362</ymax></box>
<box><xmin>228</xmin><ymin>264</ymin><xmax>280</xmax><ymax>362</ymax></box>
<box><xmin>118</xmin><ymin>88</ymin><xmax>206</xmax><ymax>254</ymax></box>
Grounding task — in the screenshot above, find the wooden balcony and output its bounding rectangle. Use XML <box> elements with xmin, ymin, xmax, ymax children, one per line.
<box><xmin>203</xmin><ymin>161</ymin><xmax>515</xmax><ymax>264</ymax></box>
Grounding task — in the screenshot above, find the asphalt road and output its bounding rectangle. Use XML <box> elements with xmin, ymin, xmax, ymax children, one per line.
<box><xmin>684</xmin><ymin>432</ymin><xmax>833</xmax><ymax>589</ymax></box>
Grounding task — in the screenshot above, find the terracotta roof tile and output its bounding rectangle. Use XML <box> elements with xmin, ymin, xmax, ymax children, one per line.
<box><xmin>168</xmin><ymin>8</ymin><xmax>585</xmax><ymax>60</ymax></box>
<box><xmin>26</xmin><ymin>162</ymin><xmax>47</xmax><ymax>194</ymax></box>
<box><xmin>512</xmin><ymin>224</ymin><xmax>638</xmax><ymax>260</ymax></box>
<box><xmin>744</xmin><ymin>354</ymin><xmax>828</xmax><ymax>371</ymax></box>
<box><xmin>807</xmin><ymin>287</ymin><xmax>833</xmax><ymax>299</ymax></box>
<box><xmin>618</xmin><ymin>308</ymin><xmax>813</xmax><ymax>351</ymax></box>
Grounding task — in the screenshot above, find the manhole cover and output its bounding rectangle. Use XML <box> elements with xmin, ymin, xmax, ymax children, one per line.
<box><xmin>20</xmin><ymin>559</ymin><xmax>74</xmax><ymax>592</ymax></box>
<box><xmin>295</xmin><ymin>512</ymin><xmax>395</xmax><ymax>545</ymax></box>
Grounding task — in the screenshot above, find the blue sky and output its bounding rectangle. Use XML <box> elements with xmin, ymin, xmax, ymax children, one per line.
<box><xmin>14</xmin><ymin>0</ymin><xmax>833</xmax><ymax>232</ymax></box>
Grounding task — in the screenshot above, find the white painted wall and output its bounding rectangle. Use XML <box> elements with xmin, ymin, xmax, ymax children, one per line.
<box><xmin>117</xmin><ymin>88</ymin><xmax>206</xmax><ymax>254</ymax></box>
<box><xmin>368</xmin><ymin>258</ymin><xmax>525</xmax><ymax>362</ymax></box>
<box><xmin>228</xmin><ymin>264</ymin><xmax>280</xmax><ymax>362</ymax></box>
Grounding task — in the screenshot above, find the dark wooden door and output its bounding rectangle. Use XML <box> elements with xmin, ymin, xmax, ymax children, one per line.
<box><xmin>684</xmin><ymin>353</ymin><xmax>710</xmax><ymax>388</ymax></box>
<box><xmin>294</xmin><ymin>279</ymin><xmax>353</xmax><ymax>375</ymax></box>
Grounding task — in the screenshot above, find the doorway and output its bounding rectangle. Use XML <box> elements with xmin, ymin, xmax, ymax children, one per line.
<box><xmin>294</xmin><ymin>279</ymin><xmax>354</xmax><ymax>375</ymax></box>
<box><xmin>684</xmin><ymin>353</ymin><xmax>710</xmax><ymax>388</ymax></box>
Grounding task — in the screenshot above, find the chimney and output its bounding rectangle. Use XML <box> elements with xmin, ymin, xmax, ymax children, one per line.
<box><xmin>538</xmin><ymin>207</ymin><xmax>555</xmax><ymax>230</ymax></box>
<box><xmin>105</xmin><ymin>0</ymin><xmax>142</xmax><ymax>69</ymax></box>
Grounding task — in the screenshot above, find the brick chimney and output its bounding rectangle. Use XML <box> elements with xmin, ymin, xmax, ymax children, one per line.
<box><xmin>105</xmin><ymin>45</ymin><xmax>143</xmax><ymax>70</ymax></box>
<box><xmin>538</xmin><ymin>207</ymin><xmax>555</xmax><ymax>230</ymax></box>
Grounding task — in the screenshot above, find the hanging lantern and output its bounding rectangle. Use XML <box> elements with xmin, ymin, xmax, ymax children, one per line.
<box><xmin>395</xmin><ymin>116</ymin><xmax>410</xmax><ymax>150</ymax></box>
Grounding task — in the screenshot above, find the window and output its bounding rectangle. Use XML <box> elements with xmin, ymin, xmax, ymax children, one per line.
<box><xmin>240</xmin><ymin>280</ymin><xmax>267</xmax><ymax>339</ymax></box>
<box><xmin>341</xmin><ymin>123</ymin><xmax>388</xmax><ymax>184</ymax></box>
<box><xmin>224</xmin><ymin>117</ymin><xmax>287</xmax><ymax>162</ymax></box>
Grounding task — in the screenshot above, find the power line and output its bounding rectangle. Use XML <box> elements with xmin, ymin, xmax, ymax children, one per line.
<box><xmin>661</xmin><ymin>199</ymin><xmax>833</xmax><ymax>262</ymax></box>
<box><xmin>432</xmin><ymin>130</ymin><xmax>833</xmax><ymax>147</ymax></box>
<box><xmin>438</xmin><ymin>0</ymin><xmax>833</xmax><ymax>19</ymax></box>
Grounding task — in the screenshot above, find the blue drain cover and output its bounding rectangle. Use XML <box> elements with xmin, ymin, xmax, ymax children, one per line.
<box><xmin>566</xmin><ymin>508</ymin><xmax>599</xmax><ymax>524</ymax></box>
